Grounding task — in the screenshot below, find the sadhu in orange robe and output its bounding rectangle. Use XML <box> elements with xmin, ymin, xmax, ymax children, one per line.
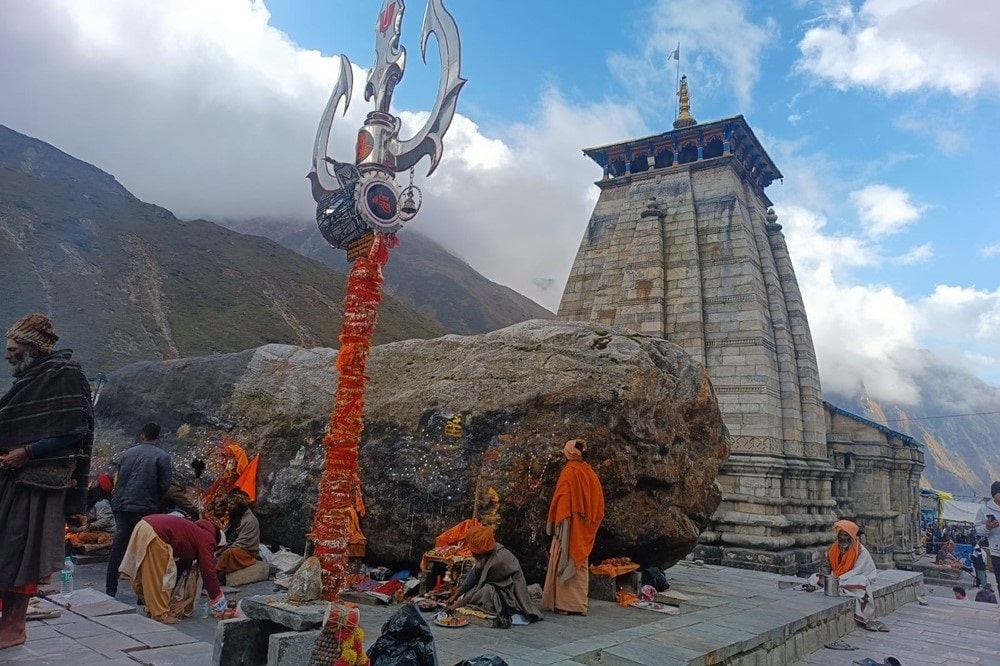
<box><xmin>542</xmin><ymin>439</ymin><xmax>605</xmax><ymax>615</ymax></box>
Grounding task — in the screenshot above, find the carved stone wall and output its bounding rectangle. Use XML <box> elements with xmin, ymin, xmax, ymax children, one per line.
<box><xmin>825</xmin><ymin>404</ymin><xmax>925</xmax><ymax>568</ymax></box>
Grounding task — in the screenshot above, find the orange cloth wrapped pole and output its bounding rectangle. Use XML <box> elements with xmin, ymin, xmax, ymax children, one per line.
<box><xmin>310</xmin><ymin>237</ymin><xmax>388</xmax><ymax>600</ymax></box>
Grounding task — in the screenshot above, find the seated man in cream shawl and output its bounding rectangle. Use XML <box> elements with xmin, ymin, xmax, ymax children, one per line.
<box><xmin>827</xmin><ymin>519</ymin><xmax>887</xmax><ymax>632</ymax></box>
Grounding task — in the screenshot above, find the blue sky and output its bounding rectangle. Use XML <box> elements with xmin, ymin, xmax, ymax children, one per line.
<box><xmin>1</xmin><ymin>0</ymin><xmax>999</xmax><ymax>402</ymax></box>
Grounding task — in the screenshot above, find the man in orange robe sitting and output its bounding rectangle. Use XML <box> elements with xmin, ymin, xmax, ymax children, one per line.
<box><xmin>828</xmin><ymin>519</ymin><xmax>888</xmax><ymax>632</ymax></box>
<box><xmin>541</xmin><ymin>439</ymin><xmax>605</xmax><ymax>616</ymax></box>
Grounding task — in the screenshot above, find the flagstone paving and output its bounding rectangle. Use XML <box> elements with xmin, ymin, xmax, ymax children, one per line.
<box><xmin>2</xmin><ymin>561</ymin><xmax>994</xmax><ymax>665</ymax></box>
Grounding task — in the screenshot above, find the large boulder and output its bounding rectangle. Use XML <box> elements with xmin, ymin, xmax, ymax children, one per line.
<box><xmin>95</xmin><ymin>320</ymin><xmax>728</xmax><ymax>579</ymax></box>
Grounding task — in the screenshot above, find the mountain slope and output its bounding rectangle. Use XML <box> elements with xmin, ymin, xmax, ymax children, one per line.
<box><xmin>827</xmin><ymin>351</ymin><xmax>1000</xmax><ymax>497</ymax></box>
<box><xmin>0</xmin><ymin>125</ymin><xmax>444</xmax><ymax>372</ymax></box>
<box><xmin>222</xmin><ymin>217</ymin><xmax>554</xmax><ymax>336</ymax></box>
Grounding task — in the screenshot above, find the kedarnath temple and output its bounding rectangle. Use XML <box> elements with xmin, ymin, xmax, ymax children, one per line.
<box><xmin>558</xmin><ymin>77</ymin><xmax>923</xmax><ymax>574</ymax></box>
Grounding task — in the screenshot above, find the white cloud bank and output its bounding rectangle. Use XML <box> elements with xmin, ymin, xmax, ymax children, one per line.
<box><xmin>798</xmin><ymin>0</ymin><xmax>1000</xmax><ymax>95</ymax></box>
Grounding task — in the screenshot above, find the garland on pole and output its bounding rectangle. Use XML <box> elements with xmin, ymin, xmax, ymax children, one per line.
<box><xmin>310</xmin><ymin>235</ymin><xmax>389</xmax><ymax>600</ymax></box>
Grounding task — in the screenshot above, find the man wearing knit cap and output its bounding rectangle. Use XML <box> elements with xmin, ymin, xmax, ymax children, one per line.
<box><xmin>974</xmin><ymin>481</ymin><xmax>1000</xmax><ymax>592</ymax></box>
<box><xmin>0</xmin><ymin>313</ymin><xmax>94</xmax><ymax>650</ymax></box>
<box><xmin>445</xmin><ymin>525</ymin><xmax>542</xmax><ymax>627</ymax></box>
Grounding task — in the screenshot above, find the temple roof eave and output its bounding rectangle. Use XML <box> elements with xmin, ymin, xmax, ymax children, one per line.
<box><xmin>582</xmin><ymin>114</ymin><xmax>784</xmax><ymax>184</ymax></box>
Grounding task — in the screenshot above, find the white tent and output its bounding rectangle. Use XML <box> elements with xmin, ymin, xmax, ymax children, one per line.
<box><xmin>939</xmin><ymin>498</ymin><xmax>985</xmax><ymax>524</ymax></box>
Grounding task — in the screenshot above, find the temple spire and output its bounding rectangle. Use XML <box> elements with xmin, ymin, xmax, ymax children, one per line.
<box><xmin>673</xmin><ymin>75</ymin><xmax>697</xmax><ymax>129</ymax></box>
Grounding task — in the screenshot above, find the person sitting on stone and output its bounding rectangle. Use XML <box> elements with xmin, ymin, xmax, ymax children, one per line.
<box><xmin>445</xmin><ymin>525</ymin><xmax>542</xmax><ymax>627</ymax></box>
<box><xmin>952</xmin><ymin>585</ymin><xmax>967</xmax><ymax>600</ymax></box>
<box><xmin>67</xmin><ymin>473</ymin><xmax>117</xmax><ymax>549</ymax></box>
<box><xmin>827</xmin><ymin>519</ymin><xmax>888</xmax><ymax>632</ymax></box>
<box><xmin>974</xmin><ymin>582</ymin><xmax>997</xmax><ymax>605</ymax></box>
<box><xmin>215</xmin><ymin>489</ymin><xmax>260</xmax><ymax>579</ymax></box>
<box><xmin>935</xmin><ymin>539</ymin><xmax>971</xmax><ymax>572</ymax></box>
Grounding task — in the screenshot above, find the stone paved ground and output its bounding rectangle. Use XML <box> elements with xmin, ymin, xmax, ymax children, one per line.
<box><xmin>2</xmin><ymin>561</ymin><xmax>992</xmax><ymax>665</ymax></box>
<box><xmin>792</xmin><ymin>595</ymin><xmax>1000</xmax><ymax>665</ymax></box>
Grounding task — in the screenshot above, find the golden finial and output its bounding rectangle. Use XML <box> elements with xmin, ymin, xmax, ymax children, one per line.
<box><xmin>674</xmin><ymin>75</ymin><xmax>697</xmax><ymax>129</ymax></box>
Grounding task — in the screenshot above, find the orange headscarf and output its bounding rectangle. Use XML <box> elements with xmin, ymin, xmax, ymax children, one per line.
<box><xmin>548</xmin><ymin>441</ymin><xmax>605</xmax><ymax>569</ymax></box>
<box><xmin>828</xmin><ymin>519</ymin><xmax>861</xmax><ymax>576</ymax></box>
<box><xmin>466</xmin><ymin>526</ymin><xmax>496</xmax><ymax>555</ymax></box>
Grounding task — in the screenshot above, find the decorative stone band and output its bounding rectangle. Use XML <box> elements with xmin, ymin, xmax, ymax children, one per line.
<box><xmin>713</xmin><ymin>384</ymin><xmax>782</xmax><ymax>398</ymax></box>
<box><xmin>728</xmin><ymin>435</ymin><xmax>781</xmax><ymax>454</ymax></box>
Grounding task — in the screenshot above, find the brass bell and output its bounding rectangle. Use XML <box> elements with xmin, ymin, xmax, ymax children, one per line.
<box><xmin>400</xmin><ymin>190</ymin><xmax>418</xmax><ymax>217</ymax></box>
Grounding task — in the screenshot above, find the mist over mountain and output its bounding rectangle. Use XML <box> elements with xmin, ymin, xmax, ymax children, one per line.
<box><xmin>219</xmin><ymin>219</ymin><xmax>554</xmax><ymax>336</ymax></box>
<box><xmin>827</xmin><ymin>349</ymin><xmax>1000</xmax><ymax>497</ymax></box>
<box><xmin>0</xmin><ymin>124</ymin><xmax>443</xmax><ymax>372</ymax></box>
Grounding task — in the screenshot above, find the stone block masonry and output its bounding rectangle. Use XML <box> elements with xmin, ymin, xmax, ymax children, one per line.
<box><xmin>559</xmin><ymin>115</ymin><xmax>923</xmax><ymax>574</ymax></box>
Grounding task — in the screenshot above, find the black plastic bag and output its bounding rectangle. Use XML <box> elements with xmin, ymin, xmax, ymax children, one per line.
<box><xmin>452</xmin><ymin>657</ymin><xmax>510</xmax><ymax>666</ymax></box>
<box><xmin>367</xmin><ymin>604</ymin><xmax>438</xmax><ymax>666</ymax></box>
<box><xmin>641</xmin><ymin>566</ymin><xmax>670</xmax><ymax>592</ymax></box>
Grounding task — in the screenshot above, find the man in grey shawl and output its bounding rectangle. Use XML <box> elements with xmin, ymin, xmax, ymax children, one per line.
<box><xmin>445</xmin><ymin>525</ymin><xmax>542</xmax><ymax>627</ymax></box>
<box><xmin>0</xmin><ymin>313</ymin><xmax>94</xmax><ymax>649</ymax></box>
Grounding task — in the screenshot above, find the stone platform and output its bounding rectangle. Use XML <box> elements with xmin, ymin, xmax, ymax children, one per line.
<box><xmin>0</xmin><ymin>563</ymin><xmax>934</xmax><ymax>666</ymax></box>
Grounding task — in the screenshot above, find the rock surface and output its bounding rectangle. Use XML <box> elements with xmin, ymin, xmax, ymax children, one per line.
<box><xmin>287</xmin><ymin>556</ymin><xmax>323</xmax><ymax>603</ymax></box>
<box><xmin>94</xmin><ymin>320</ymin><xmax>729</xmax><ymax>579</ymax></box>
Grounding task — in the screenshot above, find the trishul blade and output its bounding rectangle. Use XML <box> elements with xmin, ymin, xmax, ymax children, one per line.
<box><xmin>393</xmin><ymin>0</ymin><xmax>466</xmax><ymax>176</ymax></box>
<box><xmin>309</xmin><ymin>54</ymin><xmax>354</xmax><ymax>200</ymax></box>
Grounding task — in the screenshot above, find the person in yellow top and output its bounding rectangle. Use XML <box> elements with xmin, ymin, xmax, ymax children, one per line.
<box><xmin>541</xmin><ymin>439</ymin><xmax>605</xmax><ymax>616</ymax></box>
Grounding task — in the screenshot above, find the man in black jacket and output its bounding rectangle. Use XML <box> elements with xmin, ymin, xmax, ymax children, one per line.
<box><xmin>106</xmin><ymin>422</ymin><xmax>171</xmax><ymax>597</ymax></box>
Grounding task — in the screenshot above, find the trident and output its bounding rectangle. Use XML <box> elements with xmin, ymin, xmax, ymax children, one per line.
<box><xmin>306</xmin><ymin>0</ymin><xmax>465</xmax><ymax>602</ymax></box>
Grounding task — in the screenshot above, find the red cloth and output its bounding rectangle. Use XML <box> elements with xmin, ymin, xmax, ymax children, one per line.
<box><xmin>96</xmin><ymin>473</ymin><xmax>113</xmax><ymax>493</ymax></box>
<box><xmin>143</xmin><ymin>514</ymin><xmax>222</xmax><ymax>599</ymax></box>
<box><xmin>547</xmin><ymin>461</ymin><xmax>605</xmax><ymax>569</ymax></box>
<box><xmin>434</xmin><ymin>518</ymin><xmax>482</xmax><ymax>550</ymax></box>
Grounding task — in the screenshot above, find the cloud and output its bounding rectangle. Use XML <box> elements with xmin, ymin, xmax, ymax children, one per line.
<box><xmin>0</xmin><ymin>0</ymin><xmax>342</xmax><ymax>222</ymax></box>
<box><xmin>770</xmin><ymin>143</ymin><xmax>995</xmax><ymax>404</ymax></box>
<box><xmin>415</xmin><ymin>91</ymin><xmax>647</xmax><ymax>309</ymax></box>
<box><xmin>849</xmin><ymin>184</ymin><xmax>923</xmax><ymax>238</ymax></box>
<box><xmin>607</xmin><ymin>0</ymin><xmax>777</xmax><ymax>112</ymax></box>
<box><xmin>979</xmin><ymin>244</ymin><xmax>1000</xmax><ymax>258</ymax></box>
<box><xmin>797</xmin><ymin>0</ymin><xmax>1000</xmax><ymax>95</ymax></box>
<box><xmin>894</xmin><ymin>242</ymin><xmax>933</xmax><ymax>264</ymax></box>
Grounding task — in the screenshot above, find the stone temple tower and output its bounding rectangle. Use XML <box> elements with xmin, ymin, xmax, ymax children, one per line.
<box><xmin>557</xmin><ymin>81</ymin><xmax>836</xmax><ymax>573</ymax></box>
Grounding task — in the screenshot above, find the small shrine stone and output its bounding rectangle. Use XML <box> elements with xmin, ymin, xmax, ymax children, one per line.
<box><xmin>288</xmin><ymin>556</ymin><xmax>323</xmax><ymax>602</ymax></box>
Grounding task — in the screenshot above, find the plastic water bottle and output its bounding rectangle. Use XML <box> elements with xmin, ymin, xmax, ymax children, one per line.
<box><xmin>199</xmin><ymin>599</ymin><xmax>210</xmax><ymax>619</ymax></box>
<box><xmin>59</xmin><ymin>556</ymin><xmax>74</xmax><ymax>598</ymax></box>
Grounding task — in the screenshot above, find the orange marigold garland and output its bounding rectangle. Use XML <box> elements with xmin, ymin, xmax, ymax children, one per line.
<box><xmin>310</xmin><ymin>234</ymin><xmax>389</xmax><ymax>600</ymax></box>
<box><xmin>308</xmin><ymin>604</ymin><xmax>370</xmax><ymax>666</ymax></box>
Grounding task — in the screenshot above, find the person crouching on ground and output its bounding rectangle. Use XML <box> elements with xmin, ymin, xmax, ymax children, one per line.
<box><xmin>215</xmin><ymin>489</ymin><xmax>260</xmax><ymax>580</ymax></box>
<box><xmin>952</xmin><ymin>585</ymin><xmax>967</xmax><ymax>600</ymax></box>
<box><xmin>828</xmin><ymin>519</ymin><xmax>889</xmax><ymax>632</ymax></box>
<box><xmin>118</xmin><ymin>514</ymin><xmax>227</xmax><ymax>624</ymax></box>
<box><xmin>542</xmin><ymin>438</ymin><xmax>604</xmax><ymax>616</ymax></box>
<box><xmin>445</xmin><ymin>526</ymin><xmax>543</xmax><ymax>627</ymax></box>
